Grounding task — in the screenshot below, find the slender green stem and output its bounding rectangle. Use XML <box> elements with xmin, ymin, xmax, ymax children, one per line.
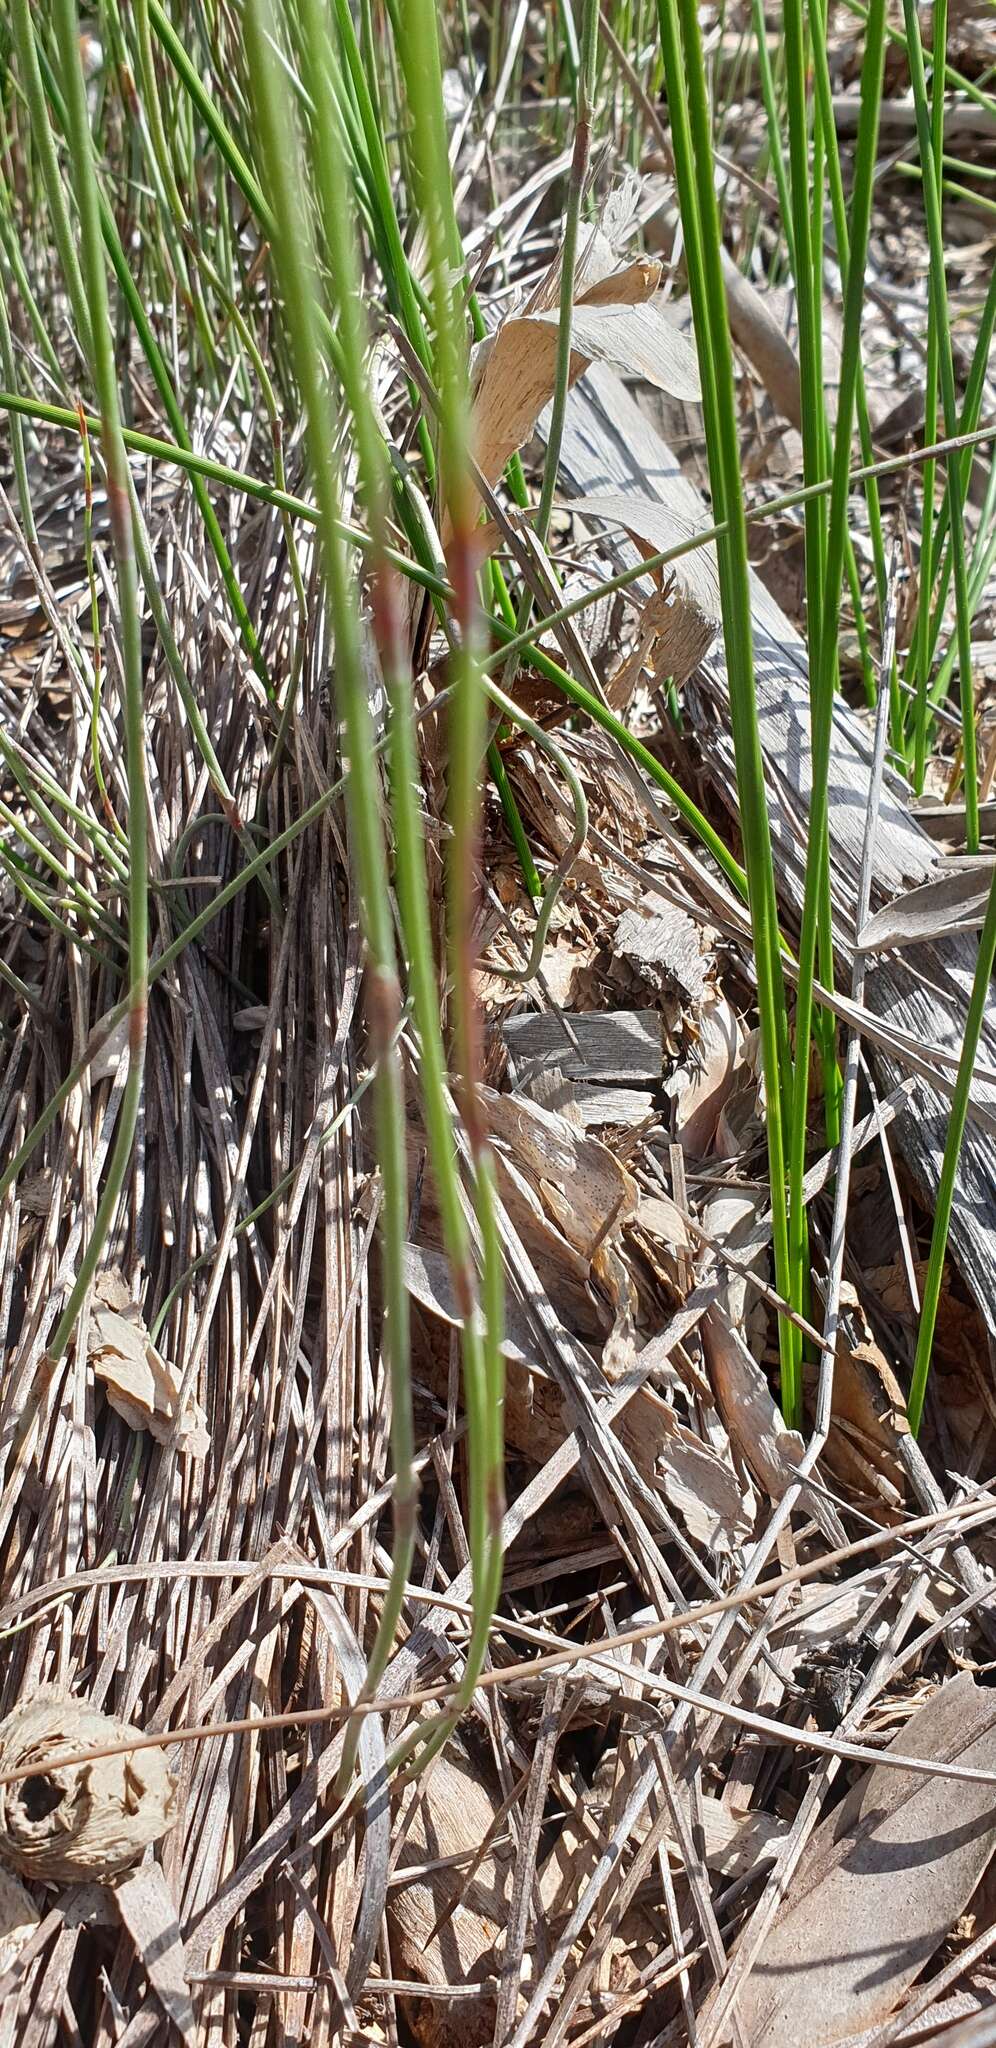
<box><xmin>807</xmin><ymin>0</ymin><xmax>888</xmax><ymax>643</ymax></box>
<box><xmin>149</xmin><ymin>0</ymin><xmax>268</xmax><ymax>227</ymax></box>
<box><xmin>783</xmin><ymin>0</ymin><xmax>828</xmax><ymax>618</ymax></box>
<box><xmin>9</xmin><ymin>0</ymin><xmax>93</xmax><ymax>361</ymax></box>
<box><xmin>535</xmin><ymin>0</ymin><xmax>598</xmax><ymax>553</ymax></box>
<box><xmin>291</xmin><ymin>0</ymin><xmax>489</xmax><ymax>1794</ymax></box>
<box><xmin>786</xmin><ymin>0</ymin><xmax>886</xmax><ymax>1431</ymax></box>
<box><xmin>30</xmin><ymin>31</ymin><xmax>271</xmax><ymax>697</ymax></box>
<box><xmin>843</xmin><ymin>0</ymin><xmax>996</xmax><ymax>123</ymax></box>
<box><xmin>0</xmin><ymin>286</ymin><xmax>37</xmax><ymax>551</ymax></box>
<box><xmin>77</xmin><ymin>407</ymin><xmax>120</xmax><ymax>839</ymax></box>
<box><xmin>901</xmin><ymin>0</ymin><xmax>978</xmax><ymax>850</ymax></box>
<box><xmin>243</xmin><ymin>0</ymin><xmax>414</xmax><ymax>1756</ymax></box>
<box><xmin>0</xmin><ymin>183</ymin><xmax>65</xmax><ymax>384</ymax></box>
<box><xmin>658</xmin><ymin>0</ymin><xmax>796</xmax><ymax>1419</ymax></box>
<box><xmin>394</xmin><ymin>0</ymin><xmax>506</xmax><ymax>1769</ymax></box>
<box><xmin>2</xmin><ymin>386</ymin><xmax>990</xmax><ymax>642</ymax></box>
<box><xmin>749</xmin><ymin>0</ymin><xmax>793</xmax><ymax>261</ymax></box>
<box><xmin>917</xmin><ymin>265</ymin><xmax>996</xmax><ymax>724</ymax></box>
<box><xmin>910</xmin><ymin>0</ymin><xmax>946</xmax><ymax>792</ymax></box>
<box><xmin>781</xmin><ymin>0</ymin><xmax>838</xmax><ymax>1225</ymax></box>
<box><xmin>47</xmin><ymin>0</ymin><xmax>148</xmax><ymax>1363</ymax></box>
<box><xmin>506</xmin><ymin>0</ymin><xmax>598</xmax><ymax>694</ymax></box>
<box><xmin>907</xmin><ymin>867</ymin><xmax>996</xmax><ymax>1435</ymax></box>
<box><xmin>328</xmin><ymin>0</ymin><xmax>437</xmax><ymax>478</ymax></box>
<box><xmin>488</xmin><ymin>738</ymin><xmax>541</xmax><ymax>905</ymax></box>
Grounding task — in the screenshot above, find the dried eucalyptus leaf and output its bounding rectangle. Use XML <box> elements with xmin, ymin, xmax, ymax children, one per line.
<box><xmin>87</xmin><ymin>1272</ymin><xmax>209</xmax><ymax>1459</ymax></box>
<box><xmin>856</xmin><ymin>859</ymin><xmax>996</xmax><ymax>953</ymax></box>
<box><xmin>732</xmin><ymin>1673</ymin><xmax>996</xmax><ymax>2048</ymax></box>
<box><xmin>530</xmin><ymin>300</ymin><xmax>702</xmax><ymax>401</ymax></box>
<box><xmin>0</xmin><ymin>1688</ymin><xmax>178</xmax><ymax>1882</ymax></box>
<box><xmin>388</xmin><ymin>1745</ymin><xmax>510</xmax><ymax>2047</ymax></box>
<box><xmin>471</xmin><ymin>274</ymin><xmax>700</xmax><ymax>505</ymax></box>
<box><xmin>578</xmin><ymin>490</ymin><xmax>722</xmax><ymax>622</ymax></box>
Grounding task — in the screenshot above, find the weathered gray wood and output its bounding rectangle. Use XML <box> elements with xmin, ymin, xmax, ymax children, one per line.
<box><xmin>503</xmin><ymin>1007</ymin><xmax>663</xmax><ymax>1084</ymax></box>
<box><xmin>551</xmin><ymin>363</ymin><xmax>996</xmax><ymax>1339</ymax></box>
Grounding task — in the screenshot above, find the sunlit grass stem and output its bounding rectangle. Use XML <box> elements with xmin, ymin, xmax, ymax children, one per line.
<box><xmin>657</xmin><ymin>0</ymin><xmax>797</xmax><ymax>1420</ymax></box>
<box><xmin>785</xmin><ymin>0</ymin><xmax>886</xmax><ymax>1435</ymax></box>
<box><xmin>392</xmin><ymin>0</ymin><xmax>506</xmax><ymax>1772</ymax></box>
<box><xmin>290</xmin><ymin>0</ymin><xmax>504</xmax><ymax>1794</ymax></box>
<box><xmin>46</xmin><ymin>0</ymin><xmax>148</xmax><ymax>1362</ymax></box>
<box><xmin>242</xmin><ymin>0</ymin><xmax>416</xmax><ymax>1769</ymax></box>
<box><xmin>901</xmin><ymin>0</ymin><xmax>979</xmax><ymax>850</ymax></box>
<box><xmin>907</xmin><ymin>868</ymin><xmax>996</xmax><ymax>1435</ymax></box>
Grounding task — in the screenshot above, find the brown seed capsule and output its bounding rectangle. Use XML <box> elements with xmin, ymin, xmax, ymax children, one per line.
<box><xmin>0</xmin><ymin>1689</ymin><xmax>178</xmax><ymax>1883</ymax></box>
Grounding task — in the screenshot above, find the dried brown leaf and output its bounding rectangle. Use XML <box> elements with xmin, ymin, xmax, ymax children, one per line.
<box><xmin>388</xmin><ymin>1746</ymin><xmax>510</xmax><ymax>2047</ymax></box>
<box><xmin>471</xmin><ymin>283</ymin><xmax>700</xmax><ymax>503</ymax></box>
<box><xmin>579</xmin><ymin>489</ymin><xmax>722</xmax><ymax>687</ymax></box>
<box><xmin>577</xmin><ymin>256</ymin><xmax>663</xmax><ymax>307</ymax></box>
<box><xmin>732</xmin><ymin>1674</ymin><xmax>996</xmax><ymax>2048</ymax></box>
<box><xmin>655</xmin><ymin>1407</ymin><xmax>756</xmax><ymax>1552</ymax></box>
<box><xmin>670</xmin><ymin>992</ymin><xmax>743</xmax><ymax>1155</ymax></box>
<box><xmin>485</xmin><ymin>1086</ymin><xmax>638</xmax><ymax>1262</ymax></box>
<box><xmin>705</xmin><ymin>1309</ymin><xmax>807</xmax><ymax>1501</ymax></box>
<box><xmin>402</xmin><ymin>1242</ymin><xmax>537</xmax><ymax>1366</ymax></box>
<box><xmin>541</xmin><ymin>1780</ymin><xmax>786</xmax><ymax>1920</ymax></box>
<box><xmin>856</xmin><ymin>860</ymin><xmax>996</xmax><ymax>952</ymax></box>
<box><xmin>87</xmin><ymin>1272</ymin><xmax>209</xmax><ymax>1459</ymax></box>
<box><xmin>529</xmin><ymin>300</ymin><xmax>701</xmax><ymax>399</ymax></box>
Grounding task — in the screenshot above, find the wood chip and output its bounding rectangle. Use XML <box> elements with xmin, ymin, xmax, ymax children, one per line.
<box><xmin>613</xmin><ymin>899</ymin><xmax>711</xmax><ymax>1002</ymax></box>
<box><xmin>503</xmin><ymin>1009</ymin><xmax>663</xmax><ymax>1085</ymax></box>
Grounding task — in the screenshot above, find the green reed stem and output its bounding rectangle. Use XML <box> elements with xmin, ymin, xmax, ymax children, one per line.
<box><xmin>535</xmin><ymin>0</ymin><xmax>598</xmax><ymax>554</ymax></box>
<box><xmin>47</xmin><ymin>0</ymin><xmax>148</xmax><ymax>1363</ymax></box>
<box><xmin>392</xmin><ymin>0</ymin><xmax>506</xmax><ymax>1774</ymax></box>
<box><xmin>908</xmin><ymin>866</ymin><xmax>996</xmax><ymax>1435</ymax></box>
<box><xmin>910</xmin><ymin>0</ymin><xmax>946</xmax><ymax>792</ymax></box>
<box><xmin>291</xmin><ymin>0</ymin><xmax>497</xmax><ymax>1794</ymax></box>
<box><xmin>30</xmin><ymin>30</ymin><xmax>270</xmax><ymax>698</ymax></box>
<box><xmin>902</xmin><ymin>0</ymin><xmax>978</xmax><ymax>850</ymax></box>
<box><xmin>786</xmin><ymin>0</ymin><xmax>886</xmax><ymax>1434</ymax></box>
<box><xmin>243</xmin><ymin>0</ymin><xmax>414</xmax><ymax>1757</ymax></box>
<box><xmin>658</xmin><ymin>0</ymin><xmax>796</xmax><ymax>1419</ymax></box>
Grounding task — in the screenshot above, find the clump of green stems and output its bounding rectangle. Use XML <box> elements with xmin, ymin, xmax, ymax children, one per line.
<box><xmin>242</xmin><ymin>0</ymin><xmax>421</xmax><ymax>1796</ymax></box>
<box><xmin>738</xmin><ymin>0</ymin><xmax>992</xmax><ymax>1428</ymax></box>
<box><xmin>40</xmin><ymin>0</ymin><xmax>148</xmax><ymax>1365</ymax></box>
<box><xmin>656</xmin><ymin>0</ymin><xmax>797</xmax><ymax>1417</ymax></box>
<box><xmin>781</xmin><ymin>0</ymin><xmax>887</xmax><ymax>1418</ymax></box>
<box><xmin>241</xmin><ymin>0</ymin><xmax>506</xmax><ymax>1792</ymax></box>
<box><xmin>4</xmin><ymin>0</ymin><xmax>993</xmax><ymax>1759</ymax></box>
<box><xmin>383</xmin><ymin>0</ymin><xmax>507</xmax><ymax>1782</ymax></box>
